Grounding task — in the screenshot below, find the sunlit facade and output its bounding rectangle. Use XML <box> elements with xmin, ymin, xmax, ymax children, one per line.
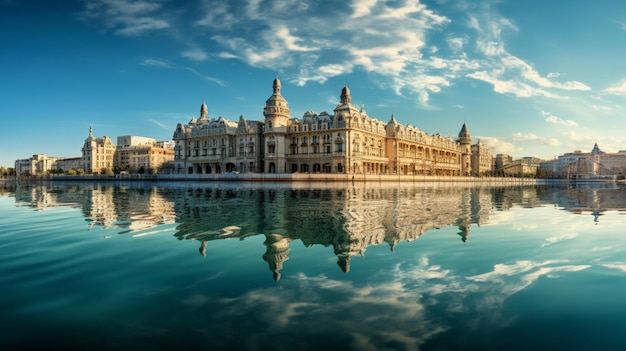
<box><xmin>115</xmin><ymin>135</ymin><xmax>175</xmax><ymax>174</ymax></box>
<box><xmin>172</xmin><ymin>78</ymin><xmax>490</xmax><ymax>175</ymax></box>
<box><xmin>82</xmin><ymin>126</ymin><xmax>115</xmax><ymax>174</ymax></box>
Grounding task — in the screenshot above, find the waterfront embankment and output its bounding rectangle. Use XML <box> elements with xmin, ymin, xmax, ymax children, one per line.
<box><xmin>16</xmin><ymin>173</ymin><xmax>542</xmax><ymax>186</ymax></box>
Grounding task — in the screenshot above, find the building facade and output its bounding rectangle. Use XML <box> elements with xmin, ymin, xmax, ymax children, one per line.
<box><xmin>502</xmin><ymin>157</ymin><xmax>543</xmax><ymax>177</ymax></box>
<box><xmin>115</xmin><ymin>136</ymin><xmax>175</xmax><ymax>174</ymax></box>
<box><xmin>173</xmin><ymin>78</ymin><xmax>489</xmax><ymax>176</ymax></box>
<box><xmin>14</xmin><ymin>154</ymin><xmax>82</xmax><ymax>176</ymax></box>
<box><xmin>82</xmin><ymin>126</ymin><xmax>116</xmax><ymax>174</ymax></box>
<box><xmin>471</xmin><ymin>140</ymin><xmax>492</xmax><ymax>176</ymax></box>
<box><xmin>540</xmin><ymin>143</ymin><xmax>626</xmax><ymax>178</ymax></box>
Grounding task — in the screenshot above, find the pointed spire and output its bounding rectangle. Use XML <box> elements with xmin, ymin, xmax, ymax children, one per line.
<box><xmin>389</xmin><ymin>113</ymin><xmax>398</xmax><ymax>124</ymax></box>
<box><xmin>458</xmin><ymin>123</ymin><xmax>471</xmax><ymax>144</ymax></box>
<box><xmin>591</xmin><ymin>142</ymin><xmax>604</xmax><ymax>154</ymax></box>
<box><xmin>86</xmin><ymin>124</ymin><xmax>95</xmax><ymax>142</ymax></box>
<box><xmin>459</xmin><ymin>123</ymin><xmax>470</xmax><ymax>136</ymax></box>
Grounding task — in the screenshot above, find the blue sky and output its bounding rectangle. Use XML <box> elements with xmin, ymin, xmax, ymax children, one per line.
<box><xmin>2</xmin><ymin>0</ymin><xmax>626</xmax><ymax>168</ymax></box>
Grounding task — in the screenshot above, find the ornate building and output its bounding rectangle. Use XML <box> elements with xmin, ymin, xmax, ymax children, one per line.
<box><xmin>172</xmin><ymin>102</ymin><xmax>263</xmax><ymax>174</ymax></box>
<box><xmin>82</xmin><ymin>126</ymin><xmax>115</xmax><ymax>174</ymax></box>
<box><xmin>172</xmin><ymin>77</ymin><xmax>489</xmax><ymax>176</ymax></box>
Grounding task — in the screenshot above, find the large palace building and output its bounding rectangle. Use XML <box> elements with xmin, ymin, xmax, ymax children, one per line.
<box><xmin>172</xmin><ymin>77</ymin><xmax>491</xmax><ymax>176</ymax></box>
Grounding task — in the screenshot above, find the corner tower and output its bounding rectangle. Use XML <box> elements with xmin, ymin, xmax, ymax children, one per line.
<box><xmin>263</xmin><ymin>77</ymin><xmax>291</xmax><ymax>173</ymax></box>
<box><xmin>458</xmin><ymin>123</ymin><xmax>472</xmax><ymax>176</ymax></box>
<box><xmin>263</xmin><ymin>77</ymin><xmax>290</xmax><ymax>129</ymax></box>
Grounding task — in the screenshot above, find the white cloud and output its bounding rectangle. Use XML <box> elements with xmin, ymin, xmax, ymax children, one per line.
<box><xmin>476</xmin><ymin>136</ymin><xmax>518</xmax><ymax>155</ymax></box>
<box><xmin>140</xmin><ymin>58</ymin><xmax>170</xmax><ymax>68</ymax></box>
<box><xmin>351</xmin><ymin>0</ymin><xmax>378</xmax><ymax>18</ymax></box>
<box><xmin>195</xmin><ymin>0</ymin><xmax>454</xmax><ymax>105</ymax></box>
<box><xmin>181</xmin><ymin>48</ymin><xmax>208</xmax><ymax>62</ymax></box>
<box><xmin>82</xmin><ymin>0</ymin><xmax>169</xmax><ymax>36</ymax></box>
<box><xmin>592</xmin><ymin>105</ymin><xmax>612</xmax><ymax>112</ymax></box>
<box><xmin>602</xmin><ymin>79</ymin><xmax>626</xmax><ymax>95</ymax></box>
<box><xmin>562</xmin><ymin>130</ymin><xmax>592</xmax><ymax>143</ymax></box>
<box><xmin>603</xmin><ymin>263</ymin><xmax>626</xmax><ymax>272</ymax></box>
<box><xmin>195</xmin><ymin>2</ymin><xmax>238</xmax><ymax>29</ymax></box>
<box><xmin>467</xmin><ymin>71</ymin><xmax>563</xmax><ymax>99</ymax></box>
<box><xmin>541</xmin><ymin>110</ymin><xmax>578</xmax><ymax>127</ymax></box>
<box><xmin>463</xmin><ymin>10</ymin><xmax>589</xmax><ymax>99</ymax></box>
<box><xmin>446</xmin><ymin>36</ymin><xmax>465</xmax><ymax>53</ymax></box>
<box><xmin>85</xmin><ymin>0</ymin><xmax>594</xmax><ymax>109</ymax></box>
<box><xmin>512</xmin><ymin>132</ymin><xmax>560</xmax><ymax>146</ymax></box>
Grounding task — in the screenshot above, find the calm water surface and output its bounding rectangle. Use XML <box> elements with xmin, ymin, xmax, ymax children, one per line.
<box><xmin>1</xmin><ymin>181</ymin><xmax>626</xmax><ymax>350</ymax></box>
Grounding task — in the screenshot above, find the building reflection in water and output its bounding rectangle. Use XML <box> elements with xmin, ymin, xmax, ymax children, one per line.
<box><xmin>11</xmin><ymin>182</ymin><xmax>626</xmax><ymax>280</ymax></box>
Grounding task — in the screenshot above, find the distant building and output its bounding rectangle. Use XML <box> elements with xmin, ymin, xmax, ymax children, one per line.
<box><xmin>115</xmin><ymin>135</ymin><xmax>174</xmax><ymax>174</ymax></box>
<box><xmin>82</xmin><ymin>126</ymin><xmax>115</xmax><ymax>174</ymax></box>
<box><xmin>15</xmin><ymin>157</ymin><xmax>35</xmax><ymax>176</ymax></box>
<box><xmin>54</xmin><ymin>157</ymin><xmax>82</xmax><ymax>173</ymax></box>
<box><xmin>172</xmin><ymin>77</ymin><xmax>490</xmax><ymax>176</ymax></box>
<box><xmin>492</xmin><ymin>154</ymin><xmax>513</xmax><ymax>175</ymax></box>
<box><xmin>471</xmin><ymin>141</ymin><xmax>492</xmax><ymax>176</ymax></box>
<box><xmin>540</xmin><ymin>143</ymin><xmax>626</xmax><ymax>178</ymax></box>
<box><xmin>14</xmin><ymin>154</ymin><xmax>82</xmax><ymax>176</ymax></box>
<box><xmin>502</xmin><ymin>157</ymin><xmax>543</xmax><ymax>177</ymax></box>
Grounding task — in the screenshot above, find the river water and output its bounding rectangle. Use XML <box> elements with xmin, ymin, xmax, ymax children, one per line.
<box><xmin>1</xmin><ymin>181</ymin><xmax>625</xmax><ymax>350</ymax></box>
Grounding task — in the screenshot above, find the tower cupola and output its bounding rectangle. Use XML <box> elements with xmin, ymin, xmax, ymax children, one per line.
<box><xmin>340</xmin><ymin>86</ymin><xmax>351</xmax><ymax>105</ymax></box>
<box><xmin>263</xmin><ymin>76</ymin><xmax>290</xmax><ymax>128</ymax></box>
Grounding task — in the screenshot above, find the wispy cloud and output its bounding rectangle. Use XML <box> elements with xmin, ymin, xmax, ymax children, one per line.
<box><xmin>465</xmin><ymin>10</ymin><xmax>590</xmax><ymax>99</ymax></box>
<box><xmin>148</xmin><ymin>118</ymin><xmax>169</xmax><ymax>130</ymax></box>
<box><xmin>541</xmin><ymin>110</ymin><xmax>578</xmax><ymax>127</ymax></box>
<box><xmin>181</xmin><ymin>48</ymin><xmax>209</xmax><ymax>62</ymax></box>
<box><xmin>184</xmin><ymin>67</ymin><xmax>225</xmax><ymax>86</ymax></box>
<box><xmin>512</xmin><ymin>132</ymin><xmax>560</xmax><ymax>146</ymax></box>
<box><xmin>592</xmin><ymin>104</ymin><xmax>613</xmax><ymax>112</ymax></box>
<box><xmin>84</xmin><ymin>0</ymin><xmax>592</xmax><ymax>109</ymax></box>
<box><xmin>140</xmin><ymin>58</ymin><xmax>170</xmax><ymax>68</ymax></box>
<box><xmin>82</xmin><ymin>0</ymin><xmax>169</xmax><ymax>36</ymax></box>
<box><xmin>139</xmin><ymin>58</ymin><xmax>224</xmax><ymax>86</ymax></box>
<box><xmin>602</xmin><ymin>79</ymin><xmax>626</xmax><ymax>95</ymax></box>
